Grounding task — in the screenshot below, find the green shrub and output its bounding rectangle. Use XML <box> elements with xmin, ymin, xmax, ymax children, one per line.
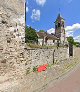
<box><xmin>26</xmin><ymin>67</ymin><xmax>30</xmax><ymax>75</ymax></box>
<box><xmin>33</xmin><ymin>66</ymin><xmax>38</xmax><ymax>72</ymax></box>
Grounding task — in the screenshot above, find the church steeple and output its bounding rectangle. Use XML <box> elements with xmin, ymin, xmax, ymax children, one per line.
<box><xmin>54</xmin><ymin>13</ymin><xmax>65</xmax><ymax>44</ymax></box>
<box><xmin>55</xmin><ymin>13</ymin><xmax>65</xmax><ymax>23</ymax></box>
<box><xmin>57</xmin><ymin>13</ymin><xmax>61</xmax><ymax>18</ymax></box>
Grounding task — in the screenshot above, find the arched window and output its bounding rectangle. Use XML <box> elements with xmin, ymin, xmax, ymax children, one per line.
<box><xmin>58</xmin><ymin>23</ymin><xmax>60</xmax><ymax>27</ymax></box>
<box><xmin>62</xmin><ymin>22</ymin><xmax>64</xmax><ymax>27</ymax></box>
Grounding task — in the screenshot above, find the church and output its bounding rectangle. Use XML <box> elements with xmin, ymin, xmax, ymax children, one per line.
<box><xmin>54</xmin><ymin>13</ymin><xmax>67</xmax><ymax>45</ymax></box>
<box><xmin>37</xmin><ymin>13</ymin><xmax>67</xmax><ymax>46</ymax></box>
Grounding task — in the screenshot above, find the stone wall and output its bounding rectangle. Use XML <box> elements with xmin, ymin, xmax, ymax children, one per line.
<box><xmin>0</xmin><ymin>0</ymin><xmax>25</xmax><ymax>76</ymax></box>
<box><xmin>24</xmin><ymin>48</ymin><xmax>69</xmax><ymax>69</ymax></box>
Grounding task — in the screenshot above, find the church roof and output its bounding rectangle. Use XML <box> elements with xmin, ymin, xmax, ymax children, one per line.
<box><xmin>36</xmin><ymin>32</ymin><xmax>59</xmax><ymax>40</ymax></box>
<box><xmin>37</xmin><ymin>32</ymin><xmax>47</xmax><ymax>38</ymax></box>
<box><xmin>47</xmin><ymin>34</ymin><xmax>59</xmax><ymax>40</ymax></box>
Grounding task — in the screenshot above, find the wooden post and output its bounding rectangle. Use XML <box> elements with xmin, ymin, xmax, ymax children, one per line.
<box><xmin>69</xmin><ymin>43</ymin><xmax>73</xmax><ymax>57</ymax></box>
<box><xmin>53</xmin><ymin>50</ymin><xmax>55</xmax><ymax>64</ymax></box>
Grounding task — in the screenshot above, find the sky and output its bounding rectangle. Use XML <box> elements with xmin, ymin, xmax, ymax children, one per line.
<box><xmin>26</xmin><ymin>0</ymin><xmax>80</xmax><ymax>42</ymax></box>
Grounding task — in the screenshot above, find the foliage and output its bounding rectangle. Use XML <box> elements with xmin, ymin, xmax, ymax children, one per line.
<box><xmin>47</xmin><ymin>64</ymin><xmax>53</xmax><ymax>69</ymax></box>
<box><xmin>33</xmin><ymin>66</ymin><xmax>38</xmax><ymax>72</ymax></box>
<box><xmin>27</xmin><ymin>43</ymin><xmax>42</xmax><ymax>48</ymax></box>
<box><xmin>25</xmin><ymin>26</ymin><xmax>38</xmax><ymax>43</ymax></box>
<box><xmin>67</xmin><ymin>36</ymin><xmax>80</xmax><ymax>47</ymax></box>
<box><xmin>26</xmin><ymin>67</ymin><xmax>30</xmax><ymax>75</ymax></box>
<box><xmin>27</xmin><ymin>43</ymin><xmax>56</xmax><ymax>49</ymax></box>
<box><xmin>73</xmin><ymin>41</ymin><xmax>80</xmax><ymax>47</ymax></box>
<box><xmin>67</xmin><ymin>36</ymin><xmax>74</xmax><ymax>44</ymax></box>
<box><xmin>39</xmin><ymin>30</ymin><xmax>45</xmax><ymax>32</ymax></box>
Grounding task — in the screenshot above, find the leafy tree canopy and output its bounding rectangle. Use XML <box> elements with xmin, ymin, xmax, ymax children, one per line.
<box><xmin>25</xmin><ymin>26</ymin><xmax>38</xmax><ymax>43</ymax></box>
<box><xmin>67</xmin><ymin>36</ymin><xmax>74</xmax><ymax>44</ymax></box>
<box><xmin>73</xmin><ymin>41</ymin><xmax>80</xmax><ymax>47</ymax></box>
<box><xmin>67</xmin><ymin>36</ymin><xmax>80</xmax><ymax>47</ymax></box>
<box><xmin>39</xmin><ymin>30</ymin><xmax>45</xmax><ymax>32</ymax></box>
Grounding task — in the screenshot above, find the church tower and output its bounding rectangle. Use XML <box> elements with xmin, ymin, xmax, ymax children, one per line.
<box><xmin>55</xmin><ymin>13</ymin><xmax>66</xmax><ymax>44</ymax></box>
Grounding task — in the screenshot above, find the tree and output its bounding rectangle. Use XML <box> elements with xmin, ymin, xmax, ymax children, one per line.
<box><xmin>73</xmin><ymin>41</ymin><xmax>80</xmax><ymax>47</ymax></box>
<box><xmin>67</xmin><ymin>36</ymin><xmax>74</xmax><ymax>44</ymax></box>
<box><xmin>25</xmin><ymin>26</ymin><xmax>38</xmax><ymax>43</ymax></box>
<box><xmin>39</xmin><ymin>30</ymin><xmax>45</xmax><ymax>32</ymax></box>
<box><xmin>67</xmin><ymin>36</ymin><xmax>80</xmax><ymax>47</ymax></box>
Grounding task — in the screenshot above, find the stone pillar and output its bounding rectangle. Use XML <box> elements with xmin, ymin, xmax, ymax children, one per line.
<box><xmin>0</xmin><ymin>0</ymin><xmax>25</xmax><ymax>70</ymax></box>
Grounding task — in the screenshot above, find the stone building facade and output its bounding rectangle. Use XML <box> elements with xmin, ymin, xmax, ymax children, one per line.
<box><xmin>37</xmin><ymin>32</ymin><xmax>59</xmax><ymax>46</ymax></box>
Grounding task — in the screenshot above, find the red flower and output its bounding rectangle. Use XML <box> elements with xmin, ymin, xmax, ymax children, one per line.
<box><xmin>38</xmin><ymin>64</ymin><xmax>48</xmax><ymax>72</ymax></box>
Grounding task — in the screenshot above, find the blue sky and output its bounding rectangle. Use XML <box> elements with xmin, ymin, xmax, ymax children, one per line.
<box><xmin>26</xmin><ymin>0</ymin><xmax>80</xmax><ymax>42</ymax></box>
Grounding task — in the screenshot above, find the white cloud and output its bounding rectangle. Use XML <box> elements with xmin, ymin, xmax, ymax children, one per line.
<box><xmin>47</xmin><ymin>27</ymin><xmax>74</xmax><ymax>37</ymax></box>
<box><xmin>36</xmin><ymin>0</ymin><xmax>46</xmax><ymax>6</ymax></box>
<box><xmin>66</xmin><ymin>31</ymin><xmax>74</xmax><ymax>37</ymax></box>
<box><xmin>65</xmin><ymin>23</ymin><xmax>80</xmax><ymax>37</ymax></box>
<box><xmin>26</xmin><ymin>0</ymin><xmax>29</xmax><ymax>12</ymax></box>
<box><xmin>26</xmin><ymin>7</ymin><xmax>29</xmax><ymax>12</ymax></box>
<box><xmin>31</xmin><ymin>9</ymin><xmax>40</xmax><ymax>21</ymax></box>
<box><xmin>47</xmin><ymin>23</ymin><xmax>80</xmax><ymax>41</ymax></box>
<box><xmin>74</xmin><ymin>35</ymin><xmax>80</xmax><ymax>42</ymax></box>
<box><xmin>47</xmin><ymin>23</ymin><xmax>80</xmax><ymax>35</ymax></box>
<box><xmin>47</xmin><ymin>28</ymin><xmax>55</xmax><ymax>34</ymax></box>
<box><xmin>65</xmin><ymin>23</ymin><xmax>80</xmax><ymax>32</ymax></box>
